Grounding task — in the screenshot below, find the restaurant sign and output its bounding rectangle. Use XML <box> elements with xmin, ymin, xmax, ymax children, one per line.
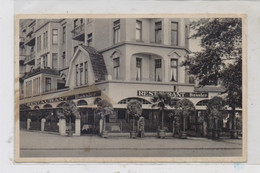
<box><xmin>137</xmin><ymin>90</ymin><xmax>208</xmax><ymax>98</ymax></box>
<box><xmin>26</xmin><ymin>90</ymin><xmax>101</xmax><ymax>106</ymax></box>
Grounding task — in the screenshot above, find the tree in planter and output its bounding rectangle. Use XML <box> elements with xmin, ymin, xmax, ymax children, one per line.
<box><xmin>96</xmin><ymin>99</ymin><xmax>114</xmax><ymax>137</ymax></box>
<box><xmin>183</xmin><ymin>18</ymin><xmax>242</xmax><ymax>139</ymax></box>
<box><xmin>175</xmin><ymin>99</ymin><xmax>195</xmax><ymax>139</ymax></box>
<box><xmin>151</xmin><ymin>93</ymin><xmax>173</xmax><ymax>138</ymax></box>
<box><xmin>62</xmin><ymin>100</ymin><xmax>80</xmax><ymax>136</ymax></box>
<box><xmin>126</xmin><ymin>100</ymin><xmax>142</xmax><ymax>138</ymax></box>
<box><xmin>206</xmin><ymin>97</ymin><xmax>226</xmax><ymax>139</ymax></box>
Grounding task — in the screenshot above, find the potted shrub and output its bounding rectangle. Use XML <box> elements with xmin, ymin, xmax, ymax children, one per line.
<box><xmin>97</xmin><ymin>99</ymin><xmax>114</xmax><ymax>138</ymax></box>
<box><xmin>127</xmin><ymin>100</ymin><xmax>142</xmax><ymax>139</ymax></box>
<box><xmin>151</xmin><ymin>93</ymin><xmax>173</xmax><ymax>138</ymax></box>
<box><xmin>175</xmin><ymin>99</ymin><xmax>195</xmax><ymax>139</ymax></box>
<box><xmin>62</xmin><ymin>100</ymin><xmax>80</xmax><ymax>137</ymax></box>
<box><xmin>206</xmin><ymin>97</ymin><xmax>226</xmax><ymax>139</ymax></box>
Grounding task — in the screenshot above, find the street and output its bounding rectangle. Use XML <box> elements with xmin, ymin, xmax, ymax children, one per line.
<box><xmin>20</xmin><ymin>130</ymin><xmax>242</xmax><ymax>157</ymax></box>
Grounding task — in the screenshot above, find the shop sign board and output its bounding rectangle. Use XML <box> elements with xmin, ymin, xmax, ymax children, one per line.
<box><xmin>137</xmin><ymin>90</ymin><xmax>208</xmax><ymax>98</ymax></box>
<box><xmin>25</xmin><ymin>90</ymin><xmax>101</xmax><ymax>106</ymax></box>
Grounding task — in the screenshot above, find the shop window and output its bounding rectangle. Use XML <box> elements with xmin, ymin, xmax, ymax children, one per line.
<box><xmin>113</xmin><ymin>57</ymin><xmax>120</xmax><ymax>80</ymax></box>
<box><xmin>136</xmin><ymin>57</ymin><xmax>142</xmax><ymax>81</ymax></box>
<box><xmin>118</xmin><ymin>97</ymin><xmax>151</xmax><ymax>105</ymax></box>
<box><xmin>170</xmin><ymin>59</ymin><xmax>178</xmax><ymax>82</ymax></box>
<box><xmin>52</xmin><ymin>29</ymin><xmax>58</xmax><ymax>44</ymax></box>
<box><xmin>136</xmin><ymin>20</ymin><xmax>142</xmax><ymax>40</ymax></box>
<box><xmin>113</xmin><ymin>20</ymin><xmax>120</xmax><ymax>44</ymax></box>
<box><xmin>118</xmin><ymin>110</ymin><xmax>126</xmax><ymax>119</ymax></box>
<box><xmin>171</xmin><ymin>22</ymin><xmax>178</xmax><ymax>46</ymax></box>
<box><xmin>155</xmin><ymin>59</ymin><xmax>162</xmax><ymax>81</ymax></box>
<box><xmin>155</xmin><ymin>21</ymin><xmax>162</xmax><ymax>43</ymax></box>
<box><xmin>196</xmin><ymin>100</ymin><xmax>209</xmax><ymax>106</ymax></box>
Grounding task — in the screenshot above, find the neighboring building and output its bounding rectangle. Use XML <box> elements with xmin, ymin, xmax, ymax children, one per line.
<box><xmin>19</xmin><ymin>18</ymin><xmax>241</xmax><ymax>135</ymax></box>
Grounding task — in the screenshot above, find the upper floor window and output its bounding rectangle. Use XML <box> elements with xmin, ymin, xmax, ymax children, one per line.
<box><xmin>37</xmin><ymin>35</ymin><xmax>41</xmax><ymax>52</ymax></box>
<box><xmin>25</xmin><ymin>80</ymin><xmax>32</xmax><ymax>97</ymax></box>
<box><xmin>42</xmin><ymin>55</ymin><xmax>48</xmax><ymax>68</ymax></box>
<box><xmin>113</xmin><ymin>20</ymin><xmax>120</xmax><ymax>44</ymax></box>
<box><xmin>136</xmin><ymin>58</ymin><xmax>142</xmax><ymax>81</ymax></box>
<box><xmin>155</xmin><ymin>21</ymin><xmax>162</xmax><ymax>43</ymax></box>
<box><xmin>113</xmin><ymin>57</ymin><xmax>120</xmax><ymax>80</ymax></box>
<box><xmin>136</xmin><ymin>20</ymin><xmax>142</xmax><ymax>41</ymax></box>
<box><xmin>43</xmin><ymin>31</ymin><xmax>48</xmax><ymax>48</ymax></box>
<box><xmin>62</xmin><ymin>26</ymin><xmax>66</xmax><ymax>44</ymax></box>
<box><xmin>155</xmin><ymin>59</ymin><xmax>162</xmax><ymax>81</ymax></box>
<box><xmin>74</xmin><ymin>19</ymin><xmax>78</xmax><ymax>28</ymax></box>
<box><xmin>84</xmin><ymin>62</ymin><xmax>88</xmax><ymax>84</ymax></box>
<box><xmin>52</xmin><ymin>53</ymin><xmax>58</xmax><ymax>69</ymax></box>
<box><xmin>62</xmin><ymin>51</ymin><xmax>66</xmax><ymax>68</ymax></box>
<box><xmin>33</xmin><ymin>77</ymin><xmax>40</xmax><ymax>96</ymax></box>
<box><xmin>171</xmin><ymin>22</ymin><xmax>178</xmax><ymax>46</ymax></box>
<box><xmin>170</xmin><ymin>59</ymin><xmax>178</xmax><ymax>82</ymax></box>
<box><xmin>87</xmin><ymin>33</ymin><xmax>93</xmax><ymax>46</ymax></box>
<box><xmin>52</xmin><ymin>29</ymin><xmax>58</xmax><ymax>44</ymax></box>
<box><xmin>45</xmin><ymin>77</ymin><xmax>51</xmax><ymax>92</ymax></box>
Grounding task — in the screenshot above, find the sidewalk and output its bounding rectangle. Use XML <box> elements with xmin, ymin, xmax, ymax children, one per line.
<box><xmin>20</xmin><ymin>130</ymin><xmax>242</xmax><ymax>150</ymax></box>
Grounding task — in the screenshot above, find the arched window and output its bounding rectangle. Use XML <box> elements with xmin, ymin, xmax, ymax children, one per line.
<box><xmin>43</xmin><ymin>104</ymin><xmax>52</xmax><ymax>109</ymax></box>
<box><xmin>118</xmin><ymin>97</ymin><xmax>151</xmax><ymax>104</ymax></box>
<box><xmin>34</xmin><ymin>106</ymin><xmax>40</xmax><ymax>110</ymax></box>
<box><xmin>196</xmin><ymin>100</ymin><xmax>209</xmax><ymax>106</ymax></box>
<box><xmin>57</xmin><ymin>102</ymin><xmax>66</xmax><ymax>108</ymax></box>
<box><xmin>77</xmin><ymin>100</ymin><xmax>88</xmax><ymax>106</ymax></box>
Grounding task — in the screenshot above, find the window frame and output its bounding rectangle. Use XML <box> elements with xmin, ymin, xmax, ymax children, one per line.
<box><xmin>171</xmin><ymin>22</ymin><xmax>178</xmax><ymax>46</ymax></box>
<box><xmin>136</xmin><ymin>57</ymin><xmax>142</xmax><ymax>81</ymax></box>
<box><xmin>170</xmin><ymin>58</ymin><xmax>178</xmax><ymax>82</ymax></box>
<box><xmin>155</xmin><ymin>21</ymin><xmax>162</xmax><ymax>43</ymax></box>
<box><xmin>62</xmin><ymin>26</ymin><xmax>66</xmax><ymax>44</ymax></box>
<box><xmin>113</xmin><ymin>57</ymin><xmax>120</xmax><ymax>80</ymax></box>
<box><xmin>52</xmin><ymin>29</ymin><xmax>58</xmax><ymax>45</ymax></box>
<box><xmin>45</xmin><ymin>77</ymin><xmax>51</xmax><ymax>92</ymax></box>
<box><xmin>136</xmin><ymin>20</ymin><xmax>142</xmax><ymax>41</ymax></box>
<box><xmin>113</xmin><ymin>20</ymin><xmax>120</xmax><ymax>44</ymax></box>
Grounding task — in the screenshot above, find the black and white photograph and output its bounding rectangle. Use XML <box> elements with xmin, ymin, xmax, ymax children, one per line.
<box><xmin>15</xmin><ymin>15</ymin><xmax>246</xmax><ymax>162</ymax></box>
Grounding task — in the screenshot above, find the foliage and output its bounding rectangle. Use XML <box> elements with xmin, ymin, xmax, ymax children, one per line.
<box><xmin>175</xmin><ymin>99</ymin><xmax>195</xmax><ymax>118</ymax></box>
<box><xmin>62</xmin><ymin>100</ymin><xmax>80</xmax><ymax>119</ymax></box>
<box><xmin>126</xmin><ymin>100</ymin><xmax>143</xmax><ymax>119</ymax></box>
<box><xmin>151</xmin><ymin>93</ymin><xmax>175</xmax><ymax>110</ymax></box>
<box><xmin>206</xmin><ymin>97</ymin><xmax>226</xmax><ymax>120</ymax></box>
<box><xmin>96</xmin><ymin>99</ymin><xmax>114</xmax><ymax>119</ymax></box>
<box><xmin>183</xmin><ymin>18</ymin><xmax>242</xmax><ymax>107</ymax></box>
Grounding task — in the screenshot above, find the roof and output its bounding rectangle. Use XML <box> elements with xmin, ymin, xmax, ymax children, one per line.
<box><xmin>80</xmin><ymin>45</ymin><xmax>108</xmax><ymax>81</ymax></box>
<box><xmin>194</xmin><ymin>86</ymin><xmax>226</xmax><ymax>93</ymax></box>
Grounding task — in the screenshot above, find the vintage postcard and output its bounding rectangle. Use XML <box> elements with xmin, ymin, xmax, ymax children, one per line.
<box><xmin>14</xmin><ymin>14</ymin><xmax>247</xmax><ymax>162</ymax></box>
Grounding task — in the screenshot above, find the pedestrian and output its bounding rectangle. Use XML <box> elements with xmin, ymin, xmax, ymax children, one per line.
<box><xmin>138</xmin><ymin>116</ymin><xmax>145</xmax><ymax>138</ymax></box>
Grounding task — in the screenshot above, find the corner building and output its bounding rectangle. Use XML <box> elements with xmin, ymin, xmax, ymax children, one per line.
<box><xmin>19</xmin><ymin>18</ymin><xmax>239</xmax><ymax>135</ymax></box>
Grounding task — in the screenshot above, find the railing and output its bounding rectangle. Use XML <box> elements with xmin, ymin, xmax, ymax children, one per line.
<box><xmin>23</xmin><ymin>67</ymin><xmax>59</xmax><ymax>79</ymax></box>
<box><xmin>24</xmin><ymin>52</ymin><xmax>35</xmax><ymax>63</ymax></box>
<box><xmin>71</xmin><ymin>23</ymin><xmax>85</xmax><ymax>37</ymax></box>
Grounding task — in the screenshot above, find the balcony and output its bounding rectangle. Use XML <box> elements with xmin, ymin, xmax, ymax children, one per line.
<box><xmin>23</xmin><ymin>67</ymin><xmax>60</xmax><ymax>80</ymax></box>
<box><xmin>71</xmin><ymin>23</ymin><xmax>85</xmax><ymax>41</ymax></box>
<box><xmin>24</xmin><ymin>52</ymin><xmax>35</xmax><ymax>65</ymax></box>
<box><xmin>20</xmin><ymin>37</ymin><xmax>25</xmax><ymax>46</ymax></box>
<box><xmin>25</xmin><ymin>32</ymin><xmax>35</xmax><ymax>46</ymax></box>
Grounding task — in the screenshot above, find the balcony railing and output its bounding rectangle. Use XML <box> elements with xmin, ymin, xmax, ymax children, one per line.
<box><xmin>25</xmin><ymin>33</ymin><xmax>35</xmax><ymax>46</ymax></box>
<box><xmin>24</xmin><ymin>52</ymin><xmax>35</xmax><ymax>64</ymax></box>
<box><xmin>23</xmin><ymin>67</ymin><xmax>59</xmax><ymax>79</ymax></box>
<box><xmin>71</xmin><ymin>23</ymin><xmax>85</xmax><ymax>41</ymax></box>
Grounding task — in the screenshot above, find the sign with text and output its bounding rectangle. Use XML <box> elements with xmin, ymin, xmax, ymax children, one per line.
<box><xmin>137</xmin><ymin>90</ymin><xmax>208</xmax><ymax>98</ymax></box>
<box><xmin>26</xmin><ymin>90</ymin><xmax>101</xmax><ymax>106</ymax></box>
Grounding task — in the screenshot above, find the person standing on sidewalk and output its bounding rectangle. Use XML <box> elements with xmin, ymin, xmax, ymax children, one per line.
<box><xmin>137</xmin><ymin>116</ymin><xmax>145</xmax><ymax>138</ymax></box>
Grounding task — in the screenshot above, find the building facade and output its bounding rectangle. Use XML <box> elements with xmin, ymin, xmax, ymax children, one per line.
<box><xmin>19</xmin><ymin>18</ymin><xmax>241</xmax><ymax>135</ymax></box>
